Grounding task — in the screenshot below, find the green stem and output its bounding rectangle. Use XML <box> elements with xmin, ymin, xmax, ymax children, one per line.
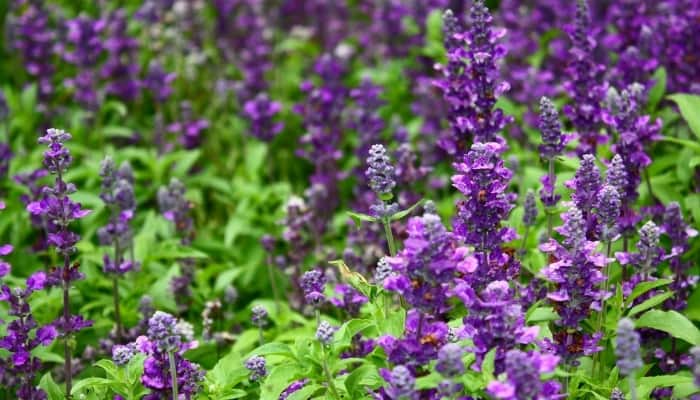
<box><xmin>168</xmin><ymin>351</ymin><xmax>178</xmax><ymax>400</ymax></box>
<box><xmin>266</xmin><ymin>261</ymin><xmax>281</xmax><ymax>315</ymax></box>
<box><xmin>629</xmin><ymin>374</ymin><xmax>637</xmax><ymax>400</ymax></box>
<box><xmin>321</xmin><ymin>346</ymin><xmax>340</xmax><ymax>399</ymax></box>
<box><xmin>519</xmin><ymin>227</ymin><xmax>530</xmax><ymax>255</ymax></box>
<box><xmin>594</xmin><ymin>240</ymin><xmax>613</xmax><ymax>379</ymax></box>
<box><xmin>113</xmin><ymin>277</ymin><xmax>122</xmax><ymax>342</ymax></box>
<box><xmin>546</xmin><ymin>158</ymin><xmax>555</xmax><ymax>240</ymax></box>
<box><xmin>258</xmin><ymin>327</ymin><xmax>265</xmax><ymax>346</ymax></box>
<box><xmin>382</xmin><ymin>218</ymin><xmax>397</xmax><ymax>256</ymax></box>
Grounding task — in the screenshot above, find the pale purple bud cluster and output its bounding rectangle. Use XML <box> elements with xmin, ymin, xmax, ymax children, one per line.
<box><xmin>245</xmin><ymin>355</ymin><xmax>267</xmax><ymax>382</ymax></box>
<box><xmin>615</xmin><ymin>318</ymin><xmax>642</xmax><ymax>376</ymax></box>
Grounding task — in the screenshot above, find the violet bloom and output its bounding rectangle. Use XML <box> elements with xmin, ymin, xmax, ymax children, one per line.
<box><xmin>615</xmin><ymin>318</ymin><xmax>642</xmax><ymax>376</ymax></box>
<box><xmin>381</xmin><ymin>365</ymin><xmax>417</xmax><ymax>400</ymax></box>
<box><xmin>486</xmin><ymin>350</ymin><xmax>561</xmax><ymax>400</ymax></box>
<box><xmin>453</xmin><ymin>280</ymin><xmax>539</xmax><ymax>372</ymax></box>
<box><xmin>98</xmin><ymin>157</ymin><xmax>137</xmax><ymax>275</ymax></box>
<box><xmin>566</xmin><ymin>154</ymin><xmax>602</xmax><ymax>237</ymax></box>
<box><xmin>294</xmin><ymin>54</ymin><xmax>348</xmax><ymax>236</ymax></box>
<box><xmin>300</xmin><ymin>269</ymin><xmax>326</xmax><ymax>308</ymax></box>
<box><xmin>435</xmin><ymin>1</ymin><xmax>512</xmax><ymax>147</ymax></box>
<box><xmin>366</xmin><ymin>144</ymin><xmax>399</xmax><ymax>218</ymax></box>
<box><xmin>135</xmin><ymin>312</ymin><xmax>203</xmax><ymax>399</ymax></box>
<box><xmin>562</xmin><ymin>0</ymin><xmax>607</xmax><ymax>155</ymax></box>
<box><xmin>378</xmin><ymin>309</ymin><xmax>449</xmax><ymax>368</ymax></box>
<box><xmin>251</xmin><ymin>305</ymin><xmax>268</xmax><ymax>328</ymax></box>
<box><xmin>64</xmin><ymin>15</ymin><xmax>105</xmax><ymax>110</ymax></box>
<box><xmin>27</xmin><ymin>129</ymin><xmax>92</xmax><ymax>394</ymax></box>
<box><xmin>523</xmin><ymin>190</ymin><xmax>538</xmax><ymax>228</ymax></box>
<box><xmin>15</xmin><ymin>169</ymin><xmax>50</xmax><ymax>251</ymax></box>
<box><xmin>245</xmin><ymin>355</ymin><xmax>267</xmax><ymax>382</ymax></box>
<box><xmin>158</xmin><ymin>178</ymin><xmax>196</xmax><ymax>314</ymax></box>
<box><xmin>316</xmin><ymin>321</ymin><xmax>337</xmax><ymax>346</ymax></box>
<box><xmin>144</xmin><ymin>62</ymin><xmax>176</xmax><ymax>104</ymax></box>
<box><xmin>243</xmin><ymin>93</ymin><xmax>283</xmax><ymax>142</ymax></box>
<box><xmin>539</xmin><ymin>206</ymin><xmax>606</xmax><ymax>362</ymax></box>
<box><xmin>691</xmin><ymin>347</ymin><xmax>700</xmax><ymax>388</ymax></box>
<box><xmin>603</xmin><ymin>84</ymin><xmax>662</xmax><ymax>236</ymax></box>
<box><xmin>330</xmin><ymin>284</ymin><xmax>367</xmax><ymax>316</ymax></box>
<box><xmin>384</xmin><ymin>209</ymin><xmax>474</xmax><ymax>317</ymax></box>
<box><xmin>280</xmin><ymin>379</ymin><xmax>309</xmax><ymax>400</ymax></box>
<box><xmin>168</xmin><ymin>102</ymin><xmax>209</xmax><ymax>150</ymax></box>
<box><xmin>101</xmin><ymin>9</ymin><xmax>141</xmax><ymax>102</ymax></box>
<box><xmin>8</xmin><ymin>1</ymin><xmax>56</xmax><ymax>110</ymax></box>
<box><xmin>452</xmin><ymin>142</ymin><xmax>518</xmax><ymax>289</ymax></box>
<box><xmin>597</xmin><ymin>185</ymin><xmax>621</xmax><ymax>242</ymax></box>
<box><xmin>662</xmin><ymin>202</ymin><xmax>699</xmax><ymax>311</ymax></box>
<box><xmin>538</xmin><ymin>97</ymin><xmax>565</xmax><ymax>215</ymax></box>
<box><xmin>0</xmin><ymin>272</ymin><xmax>57</xmax><ymax>399</ymax></box>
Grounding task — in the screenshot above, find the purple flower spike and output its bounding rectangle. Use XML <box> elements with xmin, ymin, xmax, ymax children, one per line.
<box><xmin>487</xmin><ymin>350</ymin><xmax>561</xmax><ymax>400</ymax></box>
<box><xmin>538</xmin><ymin>96</ymin><xmax>565</xmax><ymax>160</ymax></box>
<box><xmin>615</xmin><ymin>318</ymin><xmax>642</xmax><ymax>376</ymax></box>
<box><xmin>300</xmin><ymin>269</ymin><xmax>326</xmax><ymax>308</ymax></box>
<box><xmin>245</xmin><ymin>355</ymin><xmax>267</xmax><ymax>382</ymax></box>
<box><xmin>243</xmin><ymin>93</ymin><xmax>284</xmax><ymax>142</ymax></box>
<box><xmin>523</xmin><ymin>190</ymin><xmax>538</xmax><ymax>227</ymax></box>
<box><xmin>597</xmin><ymin>185</ymin><xmax>621</xmax><ymax>242</ymax></box>
<box><xmin>383</xmin><ymin>365</ymin><xmax>417</xmax><ymax>400</ymax></box>
<box><xmin>316</xmin><ymin>321</ymin><xmax>337</xmax><ymax>346</ymax></box>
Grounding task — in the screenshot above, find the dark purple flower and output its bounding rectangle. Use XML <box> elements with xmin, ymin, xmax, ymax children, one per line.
<box><xmin>436</xmin><ymin>343</ymin><xmax>465</xmax><ymax>378</ymax></box>
<box><xmin>562</xmin><ymin>0</ymin><xmax>608</xmax><ymax>155</ymax></box>
<box><xmin>486</xmin><ymin>349</ymin><xmax>561</xmax><ymax>400</ymax></box>
<box><xmin>597</xmin><ymin>185</ymin><xmax>621</xmax><ymax>241</ymax></box>
<box><xmin>168</xmin><ymin>102</ymin><xmax>209</xmax><ymax>150</ymax></box>
<box><xmin>300</xmin><ymin>269</ymin><xmax>326</xmax><ymax>307</ymax></box>
<box><xmin>523</xmin><ymin>190</ymin><xmax>538</xmax><ymax>227</ymax></box>
<box><xmin>366</xmin><ymin>144</ymin><xmax>397</xmax><ymax>198</ymax></box>
<box><xmin>144</xmin><ymin>62</ymin><xmax>176</xmax><ymax>103</ymax></box>
<box><xmin>64</xmin><ymin>15</ymin><xmax>105</xmax><ymax>109</ymax></box>
<box><xmin>615</xmin><ymin>318</ymin><xmax>642</xmax><ymax>376</ymax></box>
<box><xmin>454</xmin><ymin>280</ymin><xmax>538</xmax><ymax>372</ymax></box>
<box><xmin>538</xmin><ymin>96</ymin><xmax>565</xmax><ymax>160</ymax></box>
<box><xmin>158</xmin><ymin>178</ymin><xmax>194</xmax><ymax>245</ymax></box>
<box><xmin>243</xmin><ymin>93</ymin><xmax>283</xmax><ymax>142</ymax></box>
<box><xmin>566</xmin><ymin>154</ymin><xmax>602</xmax><ymax>236</ymax></box>
<box><xmin>382</xmin><ymin>365</ymin><xmax>417</xmax><ymax>400</ymax></box>
<box><xmin>316</xmin><ymin>321</ymin><xmax>337</xmax><ymax>346</ymax></box>
<box><xmin>452</xmin><ymin>142</ymin><xmax>518</xmax><ymax>289</ymax></box>
<box><xmin>330</xmin><ymin>284</ymin><xmax>367</xmax><ymax>316</ymax></box>
<box><xmin>245</xmin><ymin>355</ymin><xmax>267</xmax><ymax>382</ymax></box>
<box><xmin>101</xmin><ymin>9</ymin><xmax>141</xmax><ymax>101</ymax></box>
<box><xmin>251</xmin><ymin>305</ymin><xmax>268</xmax><ymax>328</ymax></box>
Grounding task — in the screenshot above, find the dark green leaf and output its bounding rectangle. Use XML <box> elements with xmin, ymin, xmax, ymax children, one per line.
<box><xmin>636</xmin><ymin>310</ymin><xmax>700</xmax><ymax>345</ymax></box>
<box><xmin>668</xmin><ymin>93</ymin><xmax>700</xmax><ymax>138</ymax></box>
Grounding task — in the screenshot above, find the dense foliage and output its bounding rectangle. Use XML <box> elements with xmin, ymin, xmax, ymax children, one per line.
<box><xmin>1</xmin><ymin>0</ymin><xmax>700</xmax><ymax>399</ymax></box>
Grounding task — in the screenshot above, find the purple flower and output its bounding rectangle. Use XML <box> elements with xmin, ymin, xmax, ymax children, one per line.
<box><xmin>615</xmin><ymin>318</ymin><xmax>642</xmax><ymax>376</ymax></box>
<box><xmin>539</xmin><ymin>205</ymin><xmax>606</xmax><ymax>362</ymax></box>
<box><xmin>378</xmin><ymin>310</ymin><xmax>449</xmax><ymax>368</ymax></box>
<box><xmin>523</xmin><ymin>190</ymin><xmax>538</xmax><ymax>227</ymax></box>
<box><xmin>566</xmin><ymin>154</ymin><xmax>602</xmax><ymax>236</ymax></box>
<box><xmin>691</xmin><ymin>347</ymin><xmax>700</xmax><ymax>388</ymax></box>
<box><xmin>144</xmin><ymin>62</ymin><xmax>176</xmax><ymax>103</ymax></box>
<box><xmin>245</xmin><ymin>355</ymin><xmax>267</xmax><ymax>382</ymax></box>
<box><xmin>454</xmin><ymin>280</ymin><xmax>538</xmax><ymax>372</ymax></box>
<box><xmin>384</xmin><ymin>210</ymin><xmax>474</xmax><ymax>316</ymax></box>
<box><xmin>486</xmin><ymin>350</ymin><xmax>561</xmax><ymax>400</ymax></box>
<box><xmin>251</xmin><ymin>305</ymin><xmax>268</xmax><ymax>328</ymax></box>
<box><xmin>112</xmin><ymin>344</ymin><xmax>136</xmax><ymax>366</ymax></box>
<box><xmin>280</xmin><ymin>379</ymin><xmax>309</xmax><ymax>400</ymax></box>
<box><xmin>158</xmin><ymin>178</ymin><xmax>195</xmax><ymax>245</ymax></box>
<box><xmin>452</xmin><ymin>142</ymin><xmax>518</xmax><ymax>289</ymax></box>
<box><xmin>435</xmin><ymin>1</ymin><xmax>513</xmax><ymax>147</ymax></box>
<box><xmin>300</xmin><ymin>269</ymin><xmax>326</xmax><ymax>307</ymax></box>
<box><xmin>0</xmin><ymin>272</ymin><xmax>57</xmax><ymax>399</ymax></box>
<box><xmin>316</xmin><ymin>321</ymin><xmax>337</xmax><ymax>346</ymax></box>
<box><xmin>64</xmin><ymin>15</ymin><xmax>105</xmax><ymax>109</ymax></box>
<box><xmin>330</xmin><ymin>284</ymin><xmax>367</xmax><ymax>316</ymax></box>
<box><xmin>147</xmin><ymin>311</ymin><xmax>182</xmax><ymax>353</ymax></box>
<box><xmin>662</xmin><ymin>202</ymin><xmax>698</xmax><ymax>311</ymax></box>
<box><xmin>168</xmin><ymin>102</ymin><xmax>209</xmax><ymax>150</ymax></box>
<box><xmin>101</xmin><ymin>9</ymin><xmax>141</xmax><ymax>102</ymax></box>
<box><xmin>562</xmin><ymin>0</ymin><xmax>607</xmax><ymax>155</ymax></box>
<box><xmin>366</xmin><ymin>144</ymin><xmax>397</xmax><ymax>198</ymax></box>
<box><xmin>243</xmin><ymin>93</ymin><xmax>283</xmax><ymax>142</ymax></box>
<box><xmin>538</xmin><ymin>96</ymin><xmax>565</xmax><ymax>160</ymax></box>
<box><xmin>597</xmin><ymin>185</ymin><xmax>621</xmax><ymax>241</ymax></box>
<box><xmin>436</xmin><ymin>343</ymin><xmax>465</xmax><ymax>378</ymax></box>
<box><xmin>382</xmin><ymin>365</ymin><xmax>417</xmax><ymax>400</ymax></box>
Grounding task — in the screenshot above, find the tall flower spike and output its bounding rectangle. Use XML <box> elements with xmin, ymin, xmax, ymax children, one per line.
<box><xmin>487</xmin><ymin>349</ymin><xmax>561</xmax><ymax>400</ymax></box>
<box><xmin>452</xmin><ymin>142</ymin><xmax>517</xmax><ymax>289</ymax></box>
<box><xmin>567</xmin><ymin>154</ymin><xmax>602</xmax><ymax>236</ymax></box>
<box><xmin>523</xmin><ymin>190</ymin><xmax>538</xmax><ymax>227</ymax></box>
<box><xmin>606</xmin><ymin>154</ymin><xmax>627</xmax><ymax>197</ymax></box>
<box><xmin>300</xmin><ymin>269</ymin><xmax>326</xmax><ymax>308</ymax></box>
<box><xmin>691</xmin><ymin>347</ymin><xmax>700</xmax><ymax>388</ymax></box>
<box><xmin>597</xmin><ymin>185</ymin><xmax>621</xmax><ymax>242</ymax></box>
<box><xmin>615</xmin><ymin>318</ymin><xmax>642</xmax><ymax>376</ymax></box>
<box><xmin>366</xmin><ymin>144</ymin><xmax>396</xmax><ymax>198</ymax></box>
<box><xmin>538</xmin><ymin>96</ymin><xmax>564</xmax><ymax>160</ymax></box>
<box><xmin>28</xmin><ymin>129</ymin><xmax>91</xmax><ymax>397</ymax></box>
<box><xmin>383</xmin><ymin>365</ymin><xmax>417</xmax><ymax>400</ymax></box>
<box><xmin>245</xmin><ymin>355</ymin><xmax>267</xmax><ymax>382</ymax></box>
<box><xmin>316</xmin><ymin>321</ymin><xmax>337</xmax><ymax>346</ymax></box>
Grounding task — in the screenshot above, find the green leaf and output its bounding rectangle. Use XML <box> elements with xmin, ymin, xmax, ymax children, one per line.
<box><xmin>390</xmin><ymin>199</ymin><xmax>425</xmax><ymax>221</ymax></box>
<box><xmin>627</xmin><ymin>291</ymin><xmax>675</xmax><ymax>317</ymax></box>
<box><xmin>482</xmin><ymin>348</ymin><xmax>497</xmax><ymax>381</ymax></box>
<box><xmin>249</xmin><ymin>342</ymin><xmax>295</xmax><ymax>359</ymax></box>
<box><xmin>71</xmin><ymin>377</ymin><xmax>112</xmax><ymax>395</ymax></box>
<box><xmin>259</xmin><ymin>364</ymin><xmax>302</xmax><ymax>400</ymax></box>
<box><xmin>39</xmin><ymin>373</ymin><xmax>65</xmax><ymax>400</ymax></box>
<box><xmin>636</xmin><ymin>310</ymin><xmax>700</xmax><ymax>345</ymax></box>
<box><xmin>526</xmin><ymin>306</ymin><xmax>559</xmax><ymax>323</ymax></box>
<box><xmin>647</xmin><ymin>67</ymin><xmax>667</xmax><ymax>110</ymax></box>
<box><xmin>637</xmin><ymin>374</ymin><xmax>694</xmax><ymax>398</ymax></box>
<box><xmin>626</xmin><ymin>279</ymin><xmax>673</xmax><ymax>305</ymax></box>
<box><xmin>669</xmin><ymin>93</ymin><xmax>700</xmax><ymax>138</ymax></box>
<box><xmin>95</xmin><ymin>359</ymin><xmax>120</xmax><ymax>379</ymax></box>
<box><xmin>416</xmin><ymin>372</ymin><xmax>443</xmax><ymax>390</ymax></box>
<box><xmin>658</xmin><ymin>136</ymin><xmax>700</xmax><ymax>153</ymax></box>
<box><xmin>347</xmin><ymin>211</ymin><xmax>378</xmax><ymax>225</ymax></box>
<box><xmin>285</xmin><ymin>384</ymin><xmax>323</xmax><ymax>400</ymax></box>
<box><xmin>102</xmin><ymin>125</ymin><xmax>134</xmax><ymax>138</ymax></box>
<box><xmin>344</xmin><ymin>364</ymin><xmax>382</xmax><ymax>396</ymax></box>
